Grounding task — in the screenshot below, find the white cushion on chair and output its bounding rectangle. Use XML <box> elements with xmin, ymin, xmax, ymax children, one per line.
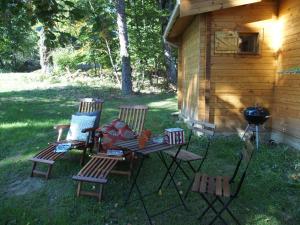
<box><xmin>66</xmin><ymin>115</ymin><xmax>96</xmax><ymax>141</ymax></box>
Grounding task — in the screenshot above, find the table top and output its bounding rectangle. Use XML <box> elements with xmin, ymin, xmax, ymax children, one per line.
<box><xmin>115</xmin><ymin>138</ymin><xmax>183</xmax><ymax>155</ymax></box>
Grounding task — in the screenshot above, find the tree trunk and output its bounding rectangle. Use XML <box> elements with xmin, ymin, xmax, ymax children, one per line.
<box><xmin>38</xmin><ymin>27</ymin><xmax>53</xmax><ymax>75</ymax></box>
<box><xmin>164</xmin><ymin>42</ymin><xmax>177</xmax><ymax>84</ymax></box>
<box><xmin>104</xmin><ymin>38</ymin><xmax>121</xmax><ymax>87</ymax></box>
<box><xmin>158</xmin><ymin>0</ymin><xmax>177</xmax><ymax>85</ymax></box>
<box><xmin>115</xmin><ymin>0</ymin><xmax>133</xmax><ymax>95</ymax></box>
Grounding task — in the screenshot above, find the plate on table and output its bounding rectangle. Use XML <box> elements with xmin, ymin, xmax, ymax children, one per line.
<box><xmin>152</xmin><ymin>136</ymin><xmax>165</xmax><ymax>144</ymax></box>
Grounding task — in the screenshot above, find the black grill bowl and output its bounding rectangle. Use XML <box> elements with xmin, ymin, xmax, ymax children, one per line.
<box><xmin>244</xmin><ymin>107</ymin><xmax>270</xmax><ymax>125</ymax></box>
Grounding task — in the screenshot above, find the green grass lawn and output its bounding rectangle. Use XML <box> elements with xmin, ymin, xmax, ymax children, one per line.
<box><xmin>0</xmin><ymin>73</ymin><xmax>300</xmax><ymax>225</ymax></box>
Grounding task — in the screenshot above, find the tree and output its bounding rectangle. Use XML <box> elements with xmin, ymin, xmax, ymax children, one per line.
<box><xmin>0</xmin><ymin>1</ymin><xmax>38</xmax><ymax>71</ymax></box>
<box><xmin>115</xmin><ymin>0</ymin><xmax>133</xmax><ymax>95</ymax></box>
<box><xmin>158</xmin><ymin>0</ymin><xmax>177</xmax><ymax>85</ymax></box>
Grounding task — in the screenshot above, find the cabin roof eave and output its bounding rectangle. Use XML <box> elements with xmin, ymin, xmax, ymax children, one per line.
<box><xmin>164</xmin><ymin>0</ymin><xmax>263</xmax><ymax>46</ymax></box>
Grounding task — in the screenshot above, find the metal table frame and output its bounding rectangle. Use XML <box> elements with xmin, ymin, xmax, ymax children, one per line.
<box><xmin>115</xmin><ymin>139</ymin><xmax>188</xmax><ymax>225</ymax></box>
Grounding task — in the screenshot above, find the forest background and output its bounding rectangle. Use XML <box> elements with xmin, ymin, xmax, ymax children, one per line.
<box><xmin>0</xmin><ymin>0</ymin><xmax>176</xmax><ymax>94</ymax></box>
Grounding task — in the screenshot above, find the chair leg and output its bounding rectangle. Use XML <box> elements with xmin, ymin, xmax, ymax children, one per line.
<box><xmin>46</xmin><ymin>165</ymin><xmax>53</xmax><ymax>180</ymax></box>
<box><xmin>199</xmin><ymin>194</ymin><xmax>228</xmax><ymax>225</ymax></box>
<box><xmin>80</xmin><ymin>148</ymin><xmax>87</xmax><ymax>166</ymax></box>
<box><xmin>208</xmin><ymin>197</ymin><xmax>234</xmax><ymax>225</ymax></box>
<box><xmin>77</xmin><ymin>181</ymin><xmax>82</xmax><ymax>197</ymax></box>
<box><xmin>31</xmin><ymin>162</ymin><xmax>37</xmax><ymax>177</ymax></box>
<box><xmin>217</xmin><ymin>197</ymin><xmax>241</xmax><ymax>225</ymax></box>
<box><xmin>127</xmin><ymin>152</ymin><xmax>135</xmax><ymax>181</ymax></box>
<box><xmin>98</xmin><ymin>184</ymin><xmax>103</xmax><ymax>202</ymax></box>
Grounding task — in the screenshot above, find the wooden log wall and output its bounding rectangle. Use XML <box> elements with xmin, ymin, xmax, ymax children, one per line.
<box><xmin>271</xmin><ymin>0</ymin><xmax>300</xmax><ymax>149</ymax></box>
<box><xmin>179</xmin><ymin>15</ymin><xmax>204</xmax><ymax>121</ymax></box>
<box><xmin>209</xmin><ymin>0</ymin><xmax>278</xmax><ymax>132</ymax></box>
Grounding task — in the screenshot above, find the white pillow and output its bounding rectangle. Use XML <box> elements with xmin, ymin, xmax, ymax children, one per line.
<box><xmin>66</xmin><ymin>115</ymin><xmax>96</xmax><ymax>141</ymax></box>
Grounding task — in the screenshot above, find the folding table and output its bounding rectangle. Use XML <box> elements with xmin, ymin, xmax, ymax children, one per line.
<box><xmin>115</xmin><ymin>138</ymin><xmax>187</xmax><ymax>225</ymax></box>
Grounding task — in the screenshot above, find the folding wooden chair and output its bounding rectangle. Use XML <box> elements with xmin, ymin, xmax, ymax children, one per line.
<box><xmin>30</xmin><ymin>98</ymin><xmax>104</xmax><ymax>179</ymax></box>
<box><xmin>157</xmin><ymin>121</ymin><xmax>215</xmax><ymax>197</ymax></box>
<box><xmin>191</xmin><ymin>142</ymin><xmax>255</xmax><ymax>225</ymax></box>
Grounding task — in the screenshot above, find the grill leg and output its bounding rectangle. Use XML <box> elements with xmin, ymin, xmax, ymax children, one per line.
<box><xmin>255</xmin><ymin>125</ymin><xmax>259</xmax><ymax>150</ymax></box>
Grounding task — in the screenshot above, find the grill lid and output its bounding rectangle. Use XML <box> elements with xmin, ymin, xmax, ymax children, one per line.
<box><xmin>244</xmin><ymin>106</ymin><xmax>270</xmax><ymax>125</ymax></box>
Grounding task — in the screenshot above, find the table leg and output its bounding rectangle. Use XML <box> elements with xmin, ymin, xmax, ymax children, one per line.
<box><xmin>125</xmin><ymin>156</ymin><xmax>145</xmax><ymax>206</ymax></box>
<box><xmin>157</xmin><ymin>151</ymin><xmax>188</xmax><ymax>211</ymax></box>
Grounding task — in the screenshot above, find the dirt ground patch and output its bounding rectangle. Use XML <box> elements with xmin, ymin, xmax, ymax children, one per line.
<box><xmin>5</xmin><ymin>178</ymin><xmax>44</xmax><ymax>197</ymax></box>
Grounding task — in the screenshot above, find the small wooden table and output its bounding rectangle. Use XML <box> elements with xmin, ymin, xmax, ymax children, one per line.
<box><xmin>115</xmin><ymin>138</ymin><xmax>187</xmax><ymax>225</ymax></box>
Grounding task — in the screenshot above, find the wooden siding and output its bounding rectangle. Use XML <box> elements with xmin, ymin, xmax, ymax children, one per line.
<box><xmin>209</xmin><ymin>1</ymin><xmax>277</xmax><ymax>131</ymax></box>
<box><xmin>180</xmin><ymin>0</ymin><xmax>262</xmax><ymax>17</ymax></box>
<box><xmin>180</xmin><ymin>16</ymin><xmax>201</xmax><ymax>121</ymax></box>
<box><xmin>178</xmin><ymin>48</ymin><xmax>183</xmax><ymax>109</ymax></box>
<box><xmin>271</xmin><ymin>0</ymin><xmax>300</xmax><ymax>148</ymax></box>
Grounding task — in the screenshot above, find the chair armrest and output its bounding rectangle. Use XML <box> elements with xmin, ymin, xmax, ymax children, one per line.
<box><xmin>54</xmin><ymin>124</ymin><xmax>70</xmax><ymax>130</ymax></box>
<box><xmin>54</xmin><ymin>124</ymin><xmax>70</xmax><ymax>142</ymax></box>
<box><xmin>81</xmin><ymin>127</ymin><xmax>97</xmax><ymax>133</ymax></box>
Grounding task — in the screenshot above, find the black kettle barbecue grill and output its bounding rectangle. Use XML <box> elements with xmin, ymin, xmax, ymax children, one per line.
<box><xmin>243</xmin><ymin>106</ymin><xmax>270</xmax><ymax>150</ymax></box>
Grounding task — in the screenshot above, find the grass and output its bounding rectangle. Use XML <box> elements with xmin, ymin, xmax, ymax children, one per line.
<box><xmin>0</xmin><ymin>73</ymin><xmax>300</xmax><ymax>225</ymax></box>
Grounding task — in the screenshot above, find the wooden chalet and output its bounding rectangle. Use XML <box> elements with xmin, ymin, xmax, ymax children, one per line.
<box><xmin>164</xmin><ymin>0</ymin><xmax>300</xmax><ymax>149</ymax></box>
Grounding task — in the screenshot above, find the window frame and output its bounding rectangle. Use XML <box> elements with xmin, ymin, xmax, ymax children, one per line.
<box><xmin>237</xmin><ymin>32</ymin><xmax>260</xmax><ymax>55</ymax></box>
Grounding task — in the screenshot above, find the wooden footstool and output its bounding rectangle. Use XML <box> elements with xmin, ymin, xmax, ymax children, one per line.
<box><xmin>72</xmin><ymin>154</ymin><xmax>123</xmax><ymax>201</ymax></box>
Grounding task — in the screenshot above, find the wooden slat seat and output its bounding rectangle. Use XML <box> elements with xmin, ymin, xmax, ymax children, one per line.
<box><xmin>72</xmin><ymin>153</ymin><xmax>123</xmax><ymax>201</ymax></box>
<box><xmin>30</xmin><ymin>141</ymin><xmax>86</xmax><ymax>179</ymax></box>
<box><xmin>163</xmin><ymin>149</ymin><xmax>203</xmax><ymax>161</ymax></box>
<box><xmin>191</xmin><ymin>173</ymin><xmax>231</xmax><ymax>197</ymax></box>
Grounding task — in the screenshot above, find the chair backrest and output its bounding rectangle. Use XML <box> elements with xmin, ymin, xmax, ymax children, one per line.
<box><xmin>118</xmin><ymin>105</ymin><xmax>148</xmax><ymax>135</ymax></box>
<box><xmin>78</xmin><ymin>98</ymin><xmax>104</xmax><ymax>113</ymax></box>
<box><xmin>185</xmin><ymin>120</ymin><xmax>216</xmax><ymax>155</ymax></box>
<box><xmin>231</xmin><ymin>141</ymin><xmax>255</xmax><ymax>197</ymax></box>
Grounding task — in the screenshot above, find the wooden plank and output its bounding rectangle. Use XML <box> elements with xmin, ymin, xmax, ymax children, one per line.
<box><xmin>215</xmin><ymin>176</ymin><xmax>223</xmax><ymax>196</ymax></box>
<box><xmin>30</xmin><ymin>158</ymin><xmax>55</xmax><ymax>165</ymax></box>
<box><xmin>222</xmin><ymin>176</ymin><xmax>230</xmax><ymax>197</ymax></box>
<box><xmin>199</xmin><ymin>174</ymin><xmax>208</xmax><ymax>193</ymax></box>
<box><xmin>180</xmin><ymin>0</ymin><xmax>262</xmax><ymax>17</ymax></box>
<box><xmin>32</xmin><ymin>170</ymin><xmax>48</xmax><ymax>176</ymax></box>
<box><xmin>192</xmin><ymin>173</ymin><xmax>201</xmax><ymax>192</ymax></box>
<box><xmin>207</xmin><ymin>176</ymin><xmax>215</xmax><ymax>194</ymax></box>
<box><xmin>72</xmin><ymin>175</ymin><xmax>107</xmax><ymax>184</ymax></box>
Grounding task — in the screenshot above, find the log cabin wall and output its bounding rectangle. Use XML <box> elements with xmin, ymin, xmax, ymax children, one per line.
<box><xmin>271</xmin><ymin>0</ymin><xmax>300</xmax><ymax>149</ymax></box>
<box><xmin>209</xmin><ymin>0</ymin><xmax>278</xmax><ymax>132</ymax></box>
<box><xmin>179</xmin><ymin>15</ymin><xmax>204</xmax><ymax>121</ymax></box>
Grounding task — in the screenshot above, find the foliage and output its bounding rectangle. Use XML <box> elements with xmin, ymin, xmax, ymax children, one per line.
<box><xmin>0</xmin><ymin>0</ymin><xmax>177</xmax><ymax>89</ymax></box>
<box><xmin>0</xmin><ymin>1</ymin><xmax>38</xmax><ymax>71</ymax></box>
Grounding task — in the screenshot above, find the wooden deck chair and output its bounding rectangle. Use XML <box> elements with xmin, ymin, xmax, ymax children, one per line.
<box><xmin>158</xmin><ymin>121</ymin><xmax>216</xmax><ymax>198</ymax></box>
<box><xmin>118</xmin><ymin>105</ymin><xmax>148</xmax><ymax>135</ymax></box>
<box><xmin>30</xmin><ymin>98</ymin><xmax>104</xmax><ymax>179</ymax></box>
<box><xmin>73</xmin><ymin>105</ymin><xmax>148</xmax><ymax>201</ymax></box>
<box><xmin>110</xmin><ymin>105</ymin><xmax>148</xmax><ymax>178</ymax></box>
<box><xmin>191</xmin><ymin>141</ymin><xmax>255</xmax><ymax>225</ymax></box>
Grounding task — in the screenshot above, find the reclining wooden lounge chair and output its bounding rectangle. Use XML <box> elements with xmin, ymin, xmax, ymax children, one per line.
<box><xmin>72</xmin><ymin>105</ymin><xmax>148</xmax><ymax>201</ymax></box>
<box><xmin>29</xmin><ymin>98</ymin><xmax>104</xmax><ymax>179</ymax></box>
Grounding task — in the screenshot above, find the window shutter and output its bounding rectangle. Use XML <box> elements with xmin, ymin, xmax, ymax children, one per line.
<box><xmin>214</xmin><ymin>31</ymin><xmax>238</xmax><ymax>54</ymax></box>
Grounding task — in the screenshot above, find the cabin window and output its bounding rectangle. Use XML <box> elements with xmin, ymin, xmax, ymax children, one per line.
<box><xmin>238</xmin><ymin>33</ymin><xmax>259</xmax><ymax>54</ymax></box>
